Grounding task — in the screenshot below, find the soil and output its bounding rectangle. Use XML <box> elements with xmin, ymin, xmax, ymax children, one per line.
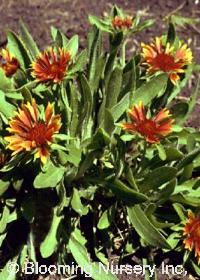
<box><xmin>0</xmin><ymin>1</ymin><xmax>200</xmax><ymax>280</ymax></box>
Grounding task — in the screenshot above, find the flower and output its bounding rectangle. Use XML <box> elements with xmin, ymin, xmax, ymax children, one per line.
<box><xmin>183</xmin><ymin>211</ymin><xmax>200</xmax><ymax>264</ymax></box>
<box><xmin>31</xmin><ymin>47</ymin><xmax>71</xmax><ymax>84</ymax></box>
<box><xmin>0</xmin><ymin>49</ymin><xmax>19</xmax><ymax>77</ymax></box>
<box><xmin>141</xmin><ymin>37</ymin><xmax>193</xmax><ymax>85</ymax></box>
<box><xmin>122</xmin><ymin>102</ymin><xmax>173</xmax><ymax>143</ymax></box>
<box><xmin>112</xmin><ymin>16</ymin><xmax>133</xmax><ymax>30</ymax></box>
<box><xmin>5</xmin><ymin>100</ymin><xmax>61</xmax><ymax>164</ymax></box>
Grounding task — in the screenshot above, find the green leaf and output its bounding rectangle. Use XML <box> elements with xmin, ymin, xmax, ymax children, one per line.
<box><xmin>50</xmin><ymin>26</ymin><xmax>65</xmax><ymax>47</ymax></box>
<box><xmin>34</xmin><ymin>162</ymin><xmax>65</xmax><ymax>189</ymax></box>
<box><xmin>107</xmin><ymin>179</ymin><xmax>148</xmax><ymax>205</ymax></box>
<box><xmin>156</xmin><ymin>144</ymin><xmax>167</xmax><ymax>161</ymax></box>
<box><xmin>76</xmin><ymin>150</ymin><xmax>102</xmax><ymax>180</ymax></box>
<box><xmin>170</xmin><ymin>102</ymin><xmax>189</xmax><ymax>124</ymax></box>
<box><xmin>135</xmin><ymin>19</ymin><xmax>155</xmax><ymax>32</ymax></box>
<box><xmin>66</xmin><ymin>35</ymin><xmax>79</xmax><ymax>58</ymax></box>
<box><xmin>139</xmin><ymin>167</ymin><xmax>177</xmax><ymax>192</ymax></box>
<box><xmin>110</xmin><ymin>92</ymin><xmax>130</xmax><ymax>122</ymax></box>
<box><xmin>184</xmin><ymin>77</ymin><xmax>200</xmax><ymax>122</ymax></box>
<box><xmin>131</xmin><ymin>74</ymin><xmax>168</xmax><ymax>105</ymax></box>
<box><xmin>19</xmin><ymin>21</ymin><xmax>39</xmax><ymax>58</ymax></box>
<box><xmin>0</xmin><ymin>206</ymin><xmax>10</xmax><ymax>234</ymax></box>
<box><xmin>97</xmin><ymin>205</ymin><xmax>115</xmax><ymax>230</ymax></box>
<box><xmin>191</xmin><ymin>261</ymin><xmax>200</xmax><ymax>277</ymax></box>
<box><xmin>7</xmin><ymin>31</ymin><xmax>32</xmax><ymax>69</ymax></box>
<box><xmin>127</xmin><ymin>205</ymin><xmax>171</xmax><ymax>249</ymax></box>
<box><xmin>88</xmin><ymin>128</ymin><xmax>110</xmax><ymax>150</ymax></box>
<box><xmin>0</xmin><ymin>177</ymin><xmax>10</xmax><ymax>196</ymax></box>
<box><xmin>177</xmin><ymin>148</ymin><xmax>200</xmax><ymax>170</ymax></box>
<box><xmin>88</xmin><ymin>15</ymin><xmax>111</xmax><ymax>33</ymax></box>
<box><xmin>65</xmin><ymin>143</ymin><xmax>82</xmax><ymax>167</ymax></box>
<box><xmin>0</xmin><ymin>257</ymin><xmax>18</xmax><ymax>280</ymax></box>
<box><xmin>171</xmin><ymin>194</ymin><xmax>200</xmax><ymax>207</ymax></box>
<box><xmin>88</xmin><ymin>28</ymin><xmax>103</xmax><ymax>92</ymax></box>
<box><xmin>167</xmin><ymin>22</ymin><xmax>176</xmax><ymax>45</ymax></box>
<box><xmin>0</xmin><ymin>90</ymin><xmax>16</xmax><ymax>121</ymax></box>
<box><xmin>0</xmin><ymin>69</ymin><xmax>13</xmax><ymax>91</ymax></box>
<box><xmin>68</xmin><ymin>233</ymin><xmax>118</xmax><ymax>280</ymax></box>
<box><xmin>68</xmin><ymin>50</ymin><xmax>87</xmax><ymax>74</ymax></box>
<box><xmin>71</xmin><ymin>188</ymin><xmax>88</xmax><ymax>216</ymax></box>
<box><xmin>105</xmin><ymin>67</ymin><xmax>123</xmax><ymax>108</ymax></box>
<box><xmin>79</xmin><ymin>74</ymin><xmax>93</xmax><ymax>130</ymax></box>
<box><xmin>171</xmin><ymin>14</ymin><xmax>200</xmax><ymax>29</ymax></box>
<box><xmin>40</xmin><ymin>208</ymin><xmax>63</xmax><ymax>258</ymax></box>
<box><xmin>102</xmin><ymin>109</ymin><xmax>115</xmax><ymax>136</ymax></box>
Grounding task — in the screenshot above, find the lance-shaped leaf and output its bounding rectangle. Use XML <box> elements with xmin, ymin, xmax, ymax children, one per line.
<box><xmin>71</xmin><ymin>188</ymin><xmax>89</xmax><ymax>216</ymax></box>
<box><xmin>139</xmin><ymin>166</ymin><xmax>177</xmax><ymax>192</ymax></box>
<box><xmin>0</xmin><ymin>90</ymin><xmax>16</xmax><ymax>121</ymax></box>
<box><xmin>40</xmin><ymin>208</ymin><xmax>63</xmax><ymax>258</ymax></box>
<box><xmin>19</xmin><ymin>21</ymin><xmax>39</xmax><ymax>58</ymax></box>
<box><xmin>34</xmin><ymin>162</ymin><xmax>65</xmax><ymax>189</ymax></box>
<box><xmin>105</xmin><ymin>67</ymin><xmax>123</xmax><ymax>108</ymax></box>
<box><xmin>88</xmin><ymin>15</ymin><xmax>111</xmax><ymax>33</ymax></box>
<box><xmin>110</xmin><ymin>92</ymin><xmax>130</xmax><ymax>122</ymax></box>
<box><xmin>127</xmin><ymin>205</ymin><xmax>171</xmax><ymax>249</ymax></box>
<box><xmin>7</xmin><ymin>31</ymin><xmax>32</xmax><ymax>69</ymax></box>
<box><xmin>177</xmin><ymin>148</ymin><xmax>200</xmax><ymax>170</ymax></box>
<box><xmin>0</xmin><ymin>206</ymin><xmax>10</xmax><ymax>234</ymax></box>
<box><xmin>68</xmin><ymin>233</ymin><xmax>118</xmax><ymax>280</ymax></box>
<box><xmin>97</xmin><ymin>205</ymin><xmax>116</xmax><ymax>230</ymax></box>
<box><xmin>131</xmin><ymin>74</ymin><xmax>168</xmax><ymax>105</ymax></box>
<box><xmin>107</xmin><ymin>179</ymin><xmax>148</xmax><ymax>205</ymax></box>
<box><xmin>65</xmin><ymin>35</ymin><xmax>79</xmax><ymax>58</ymax></box>
<box><xmin>0</xmin><ymin>69</ymin><xmax>13</xmax><ymax>91</ymax></box>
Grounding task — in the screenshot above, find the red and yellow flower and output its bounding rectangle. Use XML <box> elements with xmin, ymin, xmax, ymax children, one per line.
<box><xmin>5</xmin><ymin>100</ymin><xmax>61</xmax><ymax>164</ymax></box>
<box><xmin>112</xmin><ymin>16</ymin><xmax>133</xmax><ymax>30</ymax></box>
<box><xmin>31</xmin><ymin>47</ymin><xmax>71</xmax><ymax>84</ymax></box>
<box><xmin>141</xmin><ymin>37</ymin><xmax>193</xmax><ymax>85</ymax></box>
<box><xmin>0</xmin><ymin>49</ymin><xmax>19</xmax><ymax>77</ymax></box>
<box><xmin>183</xmin><ymin>211</ymin><xmax>200</xmax><ymax>264</ymax></box>
<box><xmin>122</xmin><ymin>102</ymin><xmax>173</xmax><ymax>143</ymax></box>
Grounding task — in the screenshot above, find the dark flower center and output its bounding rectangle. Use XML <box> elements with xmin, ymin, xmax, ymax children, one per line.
<box><xmin>28</xmin><ymin>123</ymin><xmax>47</xmax><ymax>145</ymax></box>
<box><xmin>138</xmin><ymin>120</ymin><xmax>157</xmax><ymax>135</ymax></box>
<box><xmin>153</xmin><ymin>53</ymin><xmax>180</xmax><ymax>72</ymax></box>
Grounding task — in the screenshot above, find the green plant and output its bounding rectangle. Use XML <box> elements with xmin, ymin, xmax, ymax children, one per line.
<box><xmin>0</xmin><ymin>5</ymin><xmax>200</xmax><ymax>280</ymax></box>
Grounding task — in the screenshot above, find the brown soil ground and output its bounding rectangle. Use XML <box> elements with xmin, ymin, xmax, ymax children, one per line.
<box><xmin>0</xmin><ymin>1</ymin><xmax>200</xmax><ymax>280</ymax></box>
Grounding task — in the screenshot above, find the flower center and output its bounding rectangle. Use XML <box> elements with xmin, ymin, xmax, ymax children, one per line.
<box><xmin>139</xmin><ymin>120</ymin><xmax>156</xmax><ymax>135</ymax></box>
<box><xmin>153</xmin><ymin>53</ymin><xmax>179</xmax><ymax>72</ymax></box>
<box><xmin>50</xmin><ymin>63</ymin><xmax>60</xmax><ymax>73</ymax></box>
<box><xmin>28</xmin><ymin>123</ymin><xmax>47</xmax><ymax>145</ymax></box>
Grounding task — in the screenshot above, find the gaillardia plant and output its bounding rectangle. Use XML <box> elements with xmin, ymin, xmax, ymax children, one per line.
<box><xmin>0</xmin><ymin>5</ymin><xmax>200</xmax><ymax>280</ymax></box>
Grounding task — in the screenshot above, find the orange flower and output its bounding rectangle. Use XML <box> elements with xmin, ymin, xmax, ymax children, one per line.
<box><xmin>112</xmin><ymin>16</ymin><xmax>133</xmax><ymax>29</ymax></box>
<box><xmin>5</xmin><ymin>100</ymin><xmax>61</xmax><ymax>164</ymax></box>
<box><xmin>122</xmin><ymin>102</ymin><xmax>173</xmax><ymax>143</ymax></box>
<box><xmin>141</xmin><ymin>37</ymin><xmax>193</xmax><ymax>85</ymax></box>
<box><xmin>183</xmin><ymin>211</ymin><xmax>200</xmax><ymax>264</ymax></box>
<box><xmin>32</xmin><ymin>47</ymin><xmax>71</xmax><ymax>84</ymax></box>
<box><xmin>0</xmin><ymin>49</ymin><xmax>19</xmax><ymax>77</ymax></box>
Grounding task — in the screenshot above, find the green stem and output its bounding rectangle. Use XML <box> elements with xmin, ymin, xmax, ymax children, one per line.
<box><xmin>121</xmin><ymin>39</ymin><xmax>128</xmax><ymax>67</ymax></box>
